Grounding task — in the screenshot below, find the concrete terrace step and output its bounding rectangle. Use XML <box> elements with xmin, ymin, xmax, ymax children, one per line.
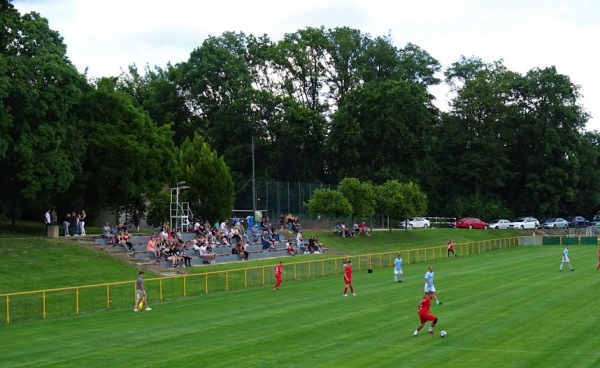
<box><xmin>157</xmin><ymin>248</ymin><xmax>291</xmax><ymax>268</ymax></box>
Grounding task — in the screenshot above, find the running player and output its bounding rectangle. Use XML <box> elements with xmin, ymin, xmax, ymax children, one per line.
<box><xmin>413</xmin><ymin>292</ymin><xmax>438</xmax><ymax>336</ymax></box>
<box><xmin>424</xmin><ymin>266</ymin><xmax>442</xmax><ymax>305</ymax></box>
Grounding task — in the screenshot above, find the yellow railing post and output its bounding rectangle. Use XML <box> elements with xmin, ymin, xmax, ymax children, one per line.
<box><xmin>106</xmin><ymin>285</ymin><xmax>110</xmax><ymax>310</ymax></box>
<box><xmin>76</xmin><ymin>288</ymin><xmax>80</xmax><ymax>315</ymax></box>
<box><xmin>6</xmin><ymin>295</ymin><xmax>10</xmax><ymax>324</ymax></box>
<box><xmin>42</xmin><ymin>291</ymin><xmax>46</xmax><ymax>319</ymax></box>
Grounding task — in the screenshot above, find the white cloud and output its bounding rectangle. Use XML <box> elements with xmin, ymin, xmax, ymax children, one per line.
<box><xmin>12</xmin><ymin>0</ymin><xmax>599</xmax><ymax>128</ymax></box>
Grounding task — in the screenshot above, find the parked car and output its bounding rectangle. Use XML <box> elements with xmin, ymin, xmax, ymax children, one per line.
<box><xmin>455</xmin><ymin>217</ymin><xmax>489</xmax><ymax>229</ymax></box>
<box><xmin>488</xmin><ymin>219</ymin><xmax>511</xmax><ymax>229</ymax></box>
<box><xmin>566</xmin><ymin>216</ymin><xmax>591</xmax><ymax>227</ymax></box>
<box><xmin>508</xmin><ymin>217</ymin><xmax>539</xmax><ymax>230</ymax></box>
<box><xmin>541</xmin><ymin>218</ymin><xmax>569</xmax><ymax>229</ymax></box>
<box><xmin>398</xmin><ymin>217</ymin><xmax>431</xmax><ymax>229</ymax></box>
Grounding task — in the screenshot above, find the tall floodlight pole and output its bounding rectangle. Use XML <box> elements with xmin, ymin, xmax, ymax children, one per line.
<box><xmin>252</xmin><ymin>136</ymin><xmax>256</xmax><ymax>219</ymax></box>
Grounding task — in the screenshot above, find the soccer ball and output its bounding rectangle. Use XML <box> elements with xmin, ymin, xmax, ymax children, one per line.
<box><xmin>440</xmin><ymin>330</ymin><xmax>447</xmax><ymax>338</ymax></box>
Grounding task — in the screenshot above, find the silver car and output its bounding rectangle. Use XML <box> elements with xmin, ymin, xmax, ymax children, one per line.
<box><xmin>488</xmin><ymin>219</ymin><xmax>511</xmax><ymax>229</ymax></box>
<box><xmin>541</xmin><ymin>218</ymin><xmax>569</xmax><ymax>229</ymax></box>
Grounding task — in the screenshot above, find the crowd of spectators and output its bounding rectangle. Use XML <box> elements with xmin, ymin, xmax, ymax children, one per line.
<box><xmin>95</xmin><ymin>213</ymin><xmax>326</xmax><ymax>266</ymax></box>
<box><xmin>335</xmin><ymin>221</ymin><xmax>370</xmax><ymax>237</ymax></box>
<box><xmin>62</xmin><ymin>210</ymin><xmax>88</xmax><ymax>237</ymax></box>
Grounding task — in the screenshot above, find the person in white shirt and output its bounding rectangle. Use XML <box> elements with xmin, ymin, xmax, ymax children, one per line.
<box><xmin>296</xmin><ymin>231</ymin><xmax>304</xmax><ymax>250</ymax></box>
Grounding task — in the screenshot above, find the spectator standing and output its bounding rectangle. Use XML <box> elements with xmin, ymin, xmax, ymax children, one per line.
<box><xmin>133</xmin><ymin>209</ymin><xmax>141</xmax><ymax>233</ymax></box>
<box><xmin>343</xmin><ymin>260</ymin><xmax>356</xmax><ymax>296</ymax></box>
<box><xmin>44</xmin><ymin>209</ymin><xmax>51</xmax><ymax>230</ymax></box>
<box><xmin>287</xmin><ymin>214</ymin><xmax>294</xmax><ymax>233</ymax></box>
<box><xmin>63</xmin><ymin>213</ymin><xmax>71</xmax><ymax>236</ymax></box>
<box><xmin>70</xmin><ymin>211</ymin><xmax>78</xmax><ymax>236</ymax></box>
<box><xmin>296</xmin><ymin>230</ymin><xmax>304</xmax><ymax>251</ymax></box>
<box><xmin>274</xmin><ymin>261</ymin><xmax>284</xmax><ymax>291</ymax></box>
<box><xmin>79</xmin><ymin>210</ymin><xmax>87</xmax><ymax>236</ymax></box>
<box><xmin>134</xmin><ymin>271</ymin><xmax>151</xmax><ymax>312</ymax></box>
<box><xmin>50</xmin><ymin>208</ymin><xmax>57</xmax><ymax>226</ymax></box>
<box><xmin>447</xmin><ymin>240</ymin><xmax>456</xmax><ymax>257</ymax></box>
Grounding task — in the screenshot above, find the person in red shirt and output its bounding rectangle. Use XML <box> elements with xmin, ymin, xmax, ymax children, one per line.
<box><xmin>274</xmin><ymin>261</ymin><xmax>283</xmax><ymax>291</ymax></box>
<box><xmin>447</xmin><ymin>240</ymin><xmax>456</xmax><ymax>257</ymax></box>
<box><xmin>413</xmin><ymin>292</ymin><xmax>438</xmax><ymax>336</ymax></box>
<box><xmin>343</xmin><ymin>260</ymin><xmax>356</xmax><ymax>296</ymax></box>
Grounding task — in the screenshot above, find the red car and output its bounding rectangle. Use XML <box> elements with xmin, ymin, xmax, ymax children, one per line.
<box><xmin>455</xmin><ymin>217</ymin><xmax>489</xmax><ymax>229</ymax></box>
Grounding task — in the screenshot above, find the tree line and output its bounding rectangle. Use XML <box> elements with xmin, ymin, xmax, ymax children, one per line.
<box><xmin>1</xmin><ymin>1</ymin><xmax>597</xmax><ymax>226</ymax></box>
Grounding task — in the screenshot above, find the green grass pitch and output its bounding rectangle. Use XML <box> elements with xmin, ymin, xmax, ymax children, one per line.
<box><xmin>1</xmin><ymin>245</ymin><xmax>599</xmax><ymax>368</ymax></box>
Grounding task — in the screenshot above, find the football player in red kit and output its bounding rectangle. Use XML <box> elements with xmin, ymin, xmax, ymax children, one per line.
<box><xmin>343</xmin><ymin>260</ymin><xmax>356</xmax><ymax>296</ymax></box>
<box><xmin>274</xmin><ymin>261</ymin><xmax>283</xmax><ymax>291</ymax></box>
<box><xmin>413</xmin><ymin>292</ymin><xmax>438</xmax><ymax>336</ymax></box>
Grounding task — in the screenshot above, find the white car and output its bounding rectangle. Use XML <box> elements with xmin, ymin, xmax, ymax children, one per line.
<box><xmin>508</xmin><ymin>217</ymin><xmax>539</xmax><ymax>230</ymax></box>
<box><xmin>399</xmin><ymin>217</ymin><xmax>431</xmax><ymax>229</ymax></box>
<box><xmin>488</xmin><ymin>219</ymin><xmax>511</xmax><ymax>229</ymax></box>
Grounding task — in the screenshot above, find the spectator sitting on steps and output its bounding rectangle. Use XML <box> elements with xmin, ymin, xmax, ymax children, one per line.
<box><xmin>261</xmin><ymin>230</ymin><xmax>271</xmax><ymax>250</ymax></box>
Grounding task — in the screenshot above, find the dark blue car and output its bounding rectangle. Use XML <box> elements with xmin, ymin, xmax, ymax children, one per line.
<box><xmin>566</xmin><ymin>216</ymin><xmax>591</xmax><ymax>227</ymax></box>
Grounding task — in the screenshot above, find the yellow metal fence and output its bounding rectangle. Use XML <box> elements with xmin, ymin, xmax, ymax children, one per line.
<box><xmin>0</xmin><ymin>237</ymin><xmax>519</xmax><ymax>324</ymax></box>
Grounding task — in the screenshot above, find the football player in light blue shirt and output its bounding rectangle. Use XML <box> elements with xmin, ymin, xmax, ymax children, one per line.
<box><xmin>559</xmin><ymin>245</ymin><xmax>574</xmax><ymax>271</ymax></box>
<box><xmin>394</xmin><ymin>254</ymin><xmax>403</xmax><ymax>283</ymax></box>
<box><xmin>424</xmin><ymin>266</ymin><xmax>442</xmax><ymax>305</ymax></box>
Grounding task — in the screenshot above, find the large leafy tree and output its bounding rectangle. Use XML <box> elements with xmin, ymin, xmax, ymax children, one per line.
<box><xmin>305</xmin><ymin>188</ymin><xmax>352</xmax><ymax>220</ymax></box>
<box><xmin>337</xmin><ymin>177</ymin><xmax>375</xmax><ymax>223</ymax></box>
<box><xmin>259</xmin><ymin>95</ymin><xmax>327</xmax><ymax>181</ymax></box>
<box><xmin>572</xmin><ymin>131</ymin><xmax>600</xmax><ymax>216</ymax></box>
<box><xmin>507</xmin><ymin>66</ymin><xmax>588</xmax><ymax>217</ymax></box>
<box><xmin>272</xmin><ymin>27</ymin><xmax>330</xmax><ymax>114</ymax></box>
<box><xmin>117</xmin><ymin>64</ymin><xmax>193</xmax><ymax>147</ymax></box>
<box><xmin>178</xmin><ymin>134</ymin><xmax>235</xmax><ymax>223</ymax></box>
<box><xmin>72</xmin><ymin>78</ymin><xmax>177</xmax><ymax>212</ymax></box>
<box><xmin>328</xmin><ymin>79</ymin><xmax>436</xmax><ymax>183</ymax></box>
<box><xmin>0</xmin><ymin>4</ymin><xmax>87</xmax><ymax>222</ymax></box>
<box><xmin>322</xmin><ymin>27</ymin><xmax>368</xmax><ymax>106</ymax></box>
<box><xmin>375</xmin><ymin>180</ymin><xmax>428</xmax><ymax>231</ymax></box>
<box><xmin>440</xmin><ymin>58</ymin><xmax>517</xmax><ymax>198</ymax></box>
<box><xmin>176</xmin><ymin>32</ymin><xmax>261</xmax><ymax>183</ymax></box>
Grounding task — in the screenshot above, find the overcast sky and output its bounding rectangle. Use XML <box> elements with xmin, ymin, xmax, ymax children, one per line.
<box><xmin>13</xmin><ymin>0</ymin><xmax>600</xmax><ymax>130</ymax></box>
